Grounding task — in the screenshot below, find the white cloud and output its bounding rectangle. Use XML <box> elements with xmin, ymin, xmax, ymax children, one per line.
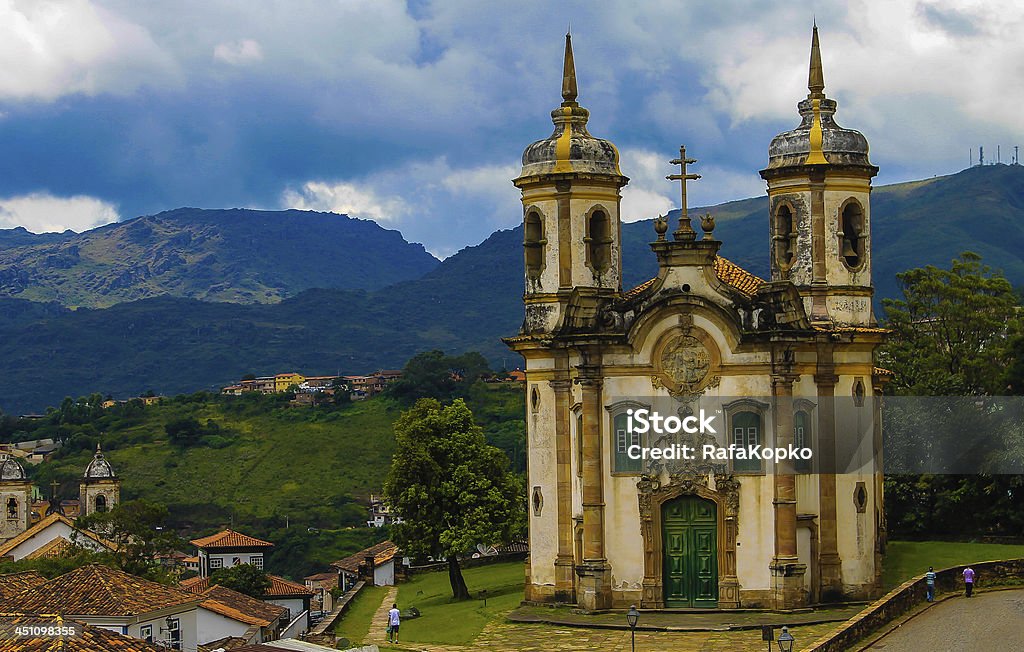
<box><xmin>213</xmin><ymin>39</ymin><xmax>263</xmax><ymax>65</ymax></box>
<box><xmin>619</xmin><ymin>148</ymin><xmax>675</xmax><ymax>222</ymax></box>
<box><xmin>0</xmin><ymin>0</ymin><xmax>178</xmax><ymax>100</ymax></box>
<box><xmin>0</xmin><ymin>193</ymin><xmax>119</xmax><ymax>233</ymax></box>
<box><xmin>281</xmin><ymin>181</ymin><xmax>408</xmax><ymax>223</ymax></box>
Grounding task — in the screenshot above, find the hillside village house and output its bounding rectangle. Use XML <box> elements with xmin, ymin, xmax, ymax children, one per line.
<box><xmin>182</xmin><ymin>575</ymin><xmax>313</xmax><ymax>638</ymax></box>
<box><xmin>196</xmin><ymin>584</ymin><xmax>288</xmax><ymax>647</ymax></box>
<box><xmin>0</xmin><ymin>614</ymin><xmax>170</xmax><ymax>652</ymax></box>
<box><xmin>0</xmin><ymin>564</ymin><xmax>201</xmax><ymax>650</ymax></box>
<box><xmin>505</xmin><ymin>29</ymin><xmax>885</xmax><ymax>611</ymax></box>
<box><xmin>303</xmin><ymin>571</ymin><xmax>338</xmax><ymax>612</ymax></box>
<box><xmin>331</xmin><ymin>540</ymin><xmax>401</xmax><ymax>591</ymax></box>
<box><xmin>192</xmin><ymin>529</ymin><xmax>273</xmax><ymax>576</ymax></box>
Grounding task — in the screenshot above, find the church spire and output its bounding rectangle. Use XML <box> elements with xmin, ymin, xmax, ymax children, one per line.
<box><xmin>561</xmin><ymin>31</ymin><xmax>578</xmax><ymax>106</ymax></box>
<box><xmin>808</xmin><ymin>22</ymin><xmax>825</xmax><ymax>99</ymax></box>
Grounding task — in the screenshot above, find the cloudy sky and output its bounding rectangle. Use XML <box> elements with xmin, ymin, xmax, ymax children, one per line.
<box><xmin>0</xmin><ymin>0</ymin><xmax>1020</xmax><ymax>257</ymax></box>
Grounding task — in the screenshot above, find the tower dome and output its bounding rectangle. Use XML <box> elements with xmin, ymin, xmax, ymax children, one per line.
<box><xmin>0</xmin><ymin>453</ymin><xmax>26</xmax><ymax>481</ymax></box>
<box><xmin>518</xmin><ymin>33</ymin><xmax>623</xmax><ymax>179</ymax></box>
<box><xmin>764</xmin><ymin>25</ymin><xmax>872</xmax><ymax>170</ymax></box>
<box><xmin>84</xmin><ymin>444</ymin><xmax>116</xmax><ymax>479</ymax></box>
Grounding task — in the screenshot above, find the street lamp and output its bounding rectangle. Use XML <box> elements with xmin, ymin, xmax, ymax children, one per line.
<box><xmin>777</xmin><ymin>626</ymin><xmax>795</xmax><ymax>652</ymax></box>
<box><xmin>626</xmin><ymin>604</ymin><xmax>639</xmax><ymax>652</ymax></box>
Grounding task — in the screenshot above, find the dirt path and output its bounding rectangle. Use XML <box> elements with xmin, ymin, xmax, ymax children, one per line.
<box><xmin>365</xmin><ymin>585</ymin><xmax>400</xmax><ymax>646</ymax></box>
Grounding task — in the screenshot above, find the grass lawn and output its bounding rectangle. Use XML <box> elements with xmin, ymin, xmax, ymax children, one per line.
<box><xmin>334</xmin><ymin>583</ymin><xmax>390</xmax><ymax>647</ymax></box>
<box><xmin>394</xmin><ymin>561</ymin><xmax>525</xmax><ymax>645</ymax></box>
<box><xmin>883</xmin><ymin>540</ymin><xmax>1024</xmax><ymax>589</ymax></box>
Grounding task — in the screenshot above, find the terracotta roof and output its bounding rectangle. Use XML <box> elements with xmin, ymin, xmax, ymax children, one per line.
<box><xmin>200</xmin><ymin>584</ymin><xmax>286</xmax><ymax>627</ymax></box>
<box><xmin>0</xmin><ymin>614</ymin><xmax>168</xmax><ymax>652</ymax></box>
<box><xmin>0</xmin><ymin>570</ymin><xmax>46</xmax><ymax>601</ymax></box>
<box><xmin>190</xmin><ymin>529</ymin><xmax>275</xmax><ymax>549</ymax></box>
<box><xmin>0</xmin><ymin>513</ymin><xmax>116</xmax><ymax>559</ymax></box>
<box><xmin>24</xmin><ymin>536</ymin><xmax>77</xmax><ymax>560</ymax></box>
<box><xmin>200</xmin><ymin>636</ymin><xmax>250</xmax><ymax>651</ymax></box>
<box><xmin>622</xmin><ymin>277</ymin><xmax>657</xmax><ymax>300</ymax></box>
<box><xmin>182</xmin><ymin>574</ymin><xmax>313</xmax><ymax>598</ymax></box>
<box><xmin>3</xmin><ymin>564</ymin><xmax>199</xmax><ymax>616</ymax></box>
<box><xmin>303</xmin><ymin>571</ymin><xmax>337</xmax><ymax>582</ymax></box>
<box><xmin>874</xmin><ymin>366</ymin><xmax>896</xmax><ymax>377</ymax></box>
<box><xmin>713</xmin><ymin>257</ymin><xmax>765</xmax><ymax>298</ymax></box>
<box><xmin>331</xmin><ymin>540</ymin><xmax>399</xmax><ymax>574</ymax></box>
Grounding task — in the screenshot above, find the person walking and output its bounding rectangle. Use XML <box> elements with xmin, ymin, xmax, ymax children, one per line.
<box><xmin>925</xmin><ymin>566</ymin><xmax>937</xmax><ymax>602</ymax></box>
<box><xmin>388</xmin><ymin>602</ymin><xmax>401</xmax><ymax>643</ymax></box>
<box><xmin>963</xmin><ymin>566</ymin><xmax>975</xmax><ymax>597</ymax></box>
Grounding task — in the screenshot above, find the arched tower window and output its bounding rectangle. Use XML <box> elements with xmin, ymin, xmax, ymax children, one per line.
<box><xmin>586</xmin><ymin>209</ymin><xmax>612</xmax><ymax>274</ymax></box>
<box><xmin>96</xmin><ymin>494</ymin><xmax>107</xmax><ymax>513</ymax></box>
<box><xmin>774</xmin><ymin>204</ymin><xmax>796</xmax><ymax>270</ymax></box>
<box><xmin>6</xmin><ymin>498</ymin><xmax>17</xmax><ymax>519</ymax></box>
<box><xmin>523</xmin><ymin>210</ymin><xmax>546</xmax><ymax>280</ymax></box>
<box><xmin>839</xmin><ymin>200</ymin><xmax>865</xmax><ymax>268</ymax></box>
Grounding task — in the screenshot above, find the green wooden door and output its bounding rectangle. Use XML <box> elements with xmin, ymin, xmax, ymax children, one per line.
<box><xmin>662</xmin><ymin>495</ymin><xmax>718</xmax><ymax>608</ymax></box>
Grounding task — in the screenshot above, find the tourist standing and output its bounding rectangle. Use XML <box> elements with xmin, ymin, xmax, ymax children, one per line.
<box><xmin>925</xmin><ymin>566</ymin><xmax>936</xmax><ymax>602</ymax></box>
<box><xmin>963</xmin><ymin>566</ymin><xmax>975</xmax><ymax>597</ymax></box>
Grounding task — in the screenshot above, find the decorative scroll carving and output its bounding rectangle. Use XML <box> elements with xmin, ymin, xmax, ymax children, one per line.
<box><xmin>636</xmin><ymin>471</ymin><xmax>741</xmax><ymax>609</ymax></box>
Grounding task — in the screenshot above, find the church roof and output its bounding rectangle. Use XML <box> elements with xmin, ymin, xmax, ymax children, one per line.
<box><xmin>0</xmin><ymin>453</ymin><xmax>27</xmax><ymax>482</ymax></box>
<box><xmin>622</xmin><ymin>257</ymin><xmax>766</xmax><ymax>302</ymax></box>
<box><xmin>763</xmin><ymin>25</ymin><xmax>873</xmax><ymax>171</ymax></box>
<box><xmin>517</xmin><ymin>33</ymin><xmax>623</xmax><ymax>180</ymax></box>
<box><xmin>83</xmin><ymin>444</ymin><xmax>116</xmax><ymax>479</ymax></box>
<box><xmin>3</xmin><ymin>564</ymin><xmax>199</xmax><ymax>616</ymax></box>
<box><xmin>190</xmin><ymin>529</ymin><xmax>274</xmax><ymax>549</ymax></box>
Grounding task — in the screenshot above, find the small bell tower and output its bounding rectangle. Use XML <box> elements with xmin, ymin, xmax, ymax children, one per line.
<box><xmin>80</xmin><ymin>443</ymin><xmax>120</xmax><ymax>517</ymax></box>
<box><xmin>513</xmin><ymin>32</ymin><xmax>629</xmax><ymax>334</ymax></box>
<box><xmin>760</xmin><ymin>24</ymin><xmax>878</xmax><ymax>326</ymax></box>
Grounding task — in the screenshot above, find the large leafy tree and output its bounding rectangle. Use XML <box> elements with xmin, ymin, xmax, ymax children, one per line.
<box><xmin>879</xmin><ymin>251</ymin><xmax>1019</xmax><ymax>396</ymax></box>
<box><xmin>76</xmin><ymin>500</ymin><xmax>181</xmax><ymax>579</ymax></box>
<box><xmin>880</xmin><ymin>253</ymin><xmax>1024</xmax><ymax>537</ymax></box>
<box><xmin>384</xmin><ymin>398</ymin><xmax>524</xmax><ymax>600</ymax></box>
<box><xmin>385</xmin><ymin>350</ymin><xmax>492</xmax><ymax>404</ymax></box>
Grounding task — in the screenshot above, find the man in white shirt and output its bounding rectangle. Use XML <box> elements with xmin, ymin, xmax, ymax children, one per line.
<box><xmin>388</xmin><ymin>603</ymin><xmax>401</xmax><ymax>643</ymax></box>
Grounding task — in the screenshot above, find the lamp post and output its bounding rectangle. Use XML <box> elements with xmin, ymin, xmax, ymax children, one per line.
<box><xmin>777</xmin><ymin>626</ymin><xmax>795</xmax><ymax>652</ymax></box>
<box><xmin>626</xmin><ymin>604</ymin><xmax>639</xmax><ymax>652</ymax></box>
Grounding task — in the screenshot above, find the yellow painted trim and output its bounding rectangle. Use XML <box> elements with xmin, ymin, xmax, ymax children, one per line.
<box><xmin>553</xmin><ymin>107</ymin><xmax>574</xmax><ymax>173</ymax></box>
<box><xmin>804</xmin><ymin>99</ymin><xmax>829</xmax><ymax>165</ymax></box>
<box><xmin>521</xmin><ymin>191</ymin><xmax>624</xmax><ymax>202</ymax></box>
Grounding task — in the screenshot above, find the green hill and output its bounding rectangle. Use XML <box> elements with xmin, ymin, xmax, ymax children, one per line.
<box><xmin>0</xmin><ymin>207</ymin><xmax>439</xmax><ymax>307</ymax></box>
<box><xmin>2</xmin><ymin>165</ymin><xmax>1023</xmax><ymax>413</ymax></box>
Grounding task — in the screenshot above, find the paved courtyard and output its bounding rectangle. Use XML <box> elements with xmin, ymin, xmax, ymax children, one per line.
<box><xmin>864</xmin><ymin>588</ymin><xmax>1024</xmax><ymax>650</ymax></box>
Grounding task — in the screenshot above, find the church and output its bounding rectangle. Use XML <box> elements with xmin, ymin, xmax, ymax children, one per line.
<box><xmin>505</xmin><ymin>27</ymin><xmax>887</xmax><ymax>611</ymax></box>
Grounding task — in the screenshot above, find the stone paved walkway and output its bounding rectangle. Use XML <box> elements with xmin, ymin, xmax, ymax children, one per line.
<box><xmin>378</xmin><ymin>618</ymin><xmax>840</xmax><ymax>651</ymax></box>
<box><xmin>863</xmin><ymin>588</ymin><xmax>1024</xmax><ymax>650</ymax></box>
<box><xmin>365</xmin><ymin>585</ymin><xmax>400</xmax><ymax>646</ymax></box>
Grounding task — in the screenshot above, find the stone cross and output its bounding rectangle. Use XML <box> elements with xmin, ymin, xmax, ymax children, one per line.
<box><xmin>666</xmin><ymin>145</ymin><xmax>701</xmax><ymax>241</ymax></box>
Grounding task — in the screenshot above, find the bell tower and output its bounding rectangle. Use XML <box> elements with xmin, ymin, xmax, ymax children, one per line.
<box><xmin>80</xmin><ymin>443</ymin><xmax>120</xmax><ymax>517</ymax></box>
<box><xmin>514</xmin><ymin>32</ymin><xmax>629</xmax><ymax>334</ymax></box>
<box><xmin>0</xmin><ymin>453</ymin><xmax>31</xmax><ymax>541</ymax></box>
<box><xmin>760</xmin><ymin>24</ymin><xmax>878</xmax><ymax>326</ymax></box>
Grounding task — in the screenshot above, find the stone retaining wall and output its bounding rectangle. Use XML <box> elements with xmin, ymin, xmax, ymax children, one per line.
<box><xmin>805</xmin><ymin>558</ymin><xmax>1024</xmax><ymax>652</ymax></box>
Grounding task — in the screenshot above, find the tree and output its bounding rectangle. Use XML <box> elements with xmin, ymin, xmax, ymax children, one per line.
<box><xmin>76</xmin><ymin>500</ymin><xmax>180</xmax><ymax>579</ymax></box>
<box><xmin>385</xmin><ymin>351</ymin><xmax>492</xmax><ymax>403</ymax></box>
<box><xmin>880</xmin><ymin>252</ymin><xmax>1020</xmax><ymax>396</ymax></box>
<box><xmin>384</xmin><ymin>399</ymin><xmax>524</xmax><ymax>600</ymax></box>
<box><xmin>210</xmin><ymin>563</ymin><xmax>271</xmax><ymax>598</ymax></box>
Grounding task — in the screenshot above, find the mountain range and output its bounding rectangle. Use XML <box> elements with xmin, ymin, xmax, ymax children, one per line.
<box><xmin>1</xmin><ymin>164</ymin><xmax>1022</xmax><ymax>413</ymax></box>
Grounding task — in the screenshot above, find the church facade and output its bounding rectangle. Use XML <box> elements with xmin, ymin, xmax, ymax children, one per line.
<box><xmin>505</xmin><ymin>28</ymin><xmax>886</xmax><ymax>611</ymax></box>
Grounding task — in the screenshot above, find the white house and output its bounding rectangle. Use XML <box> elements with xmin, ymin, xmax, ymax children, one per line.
<box><xmin>0</xmin><ymin>512</ymin><xmax>116</xmax><ymax>561</ymax></box>
<box><xmin>196</xmin><ymin>584</ymin><xmax>287</xmax><ymax>646</ymax></box>
<box><xmin>191</xmin><ymin>529</ymin><xmax>274</xmax><ymax>576</ymax></box>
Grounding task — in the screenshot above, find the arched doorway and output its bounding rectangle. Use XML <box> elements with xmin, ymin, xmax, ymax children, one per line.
<box><xmin>662</xmin><ymin>495</ymin><xmax>718</xmax><ymax>607</ymax></box>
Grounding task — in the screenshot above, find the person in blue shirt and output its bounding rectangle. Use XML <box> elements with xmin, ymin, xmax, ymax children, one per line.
<box><xmin>925</xmin><ymin>566</ymin><xmax>937</xmax><ymax>602</ymax></box>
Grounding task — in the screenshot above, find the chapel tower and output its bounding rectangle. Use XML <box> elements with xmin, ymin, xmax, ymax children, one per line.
<box><xmin>759</xmin><ymin>25</ymin><xmax>878</xmax><ymax>326</ymax></box>
<box><xmin>0</xmin><ymin>453</ymin><xmax>31</xmax><ymax>541</ymax></box>
<box><xmin>514</xmin><ymin>32</ymin><xmax>629</xmax><ymax>335</ymax></box>
<box><xmin>80</xmin><ymin>444</ymin><xmax>120</xmax><ymax>517</ymax></box>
